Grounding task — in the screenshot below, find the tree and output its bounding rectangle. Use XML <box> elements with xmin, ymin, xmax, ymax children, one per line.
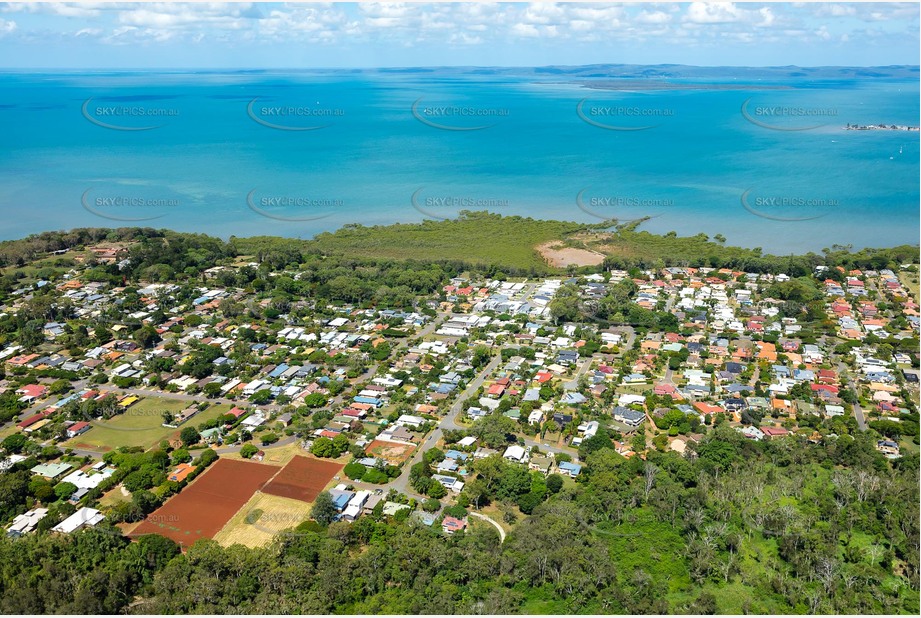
<box><xmin>1</xmin><ymin>434</ymin><xmax>27</xmax><ymax>454</ymax></box>
<box><xmin>578</xmin><ymin>426</ymin><xmax>615</xmax><ymax>459</ymax></box>
<box><xmin>249</xmin><ymin>389</ymin><xmax>273</xmax><ymax>405</ymax></box>
<box><xmin>133</xmin><ymin>324</ymin><xmax>161</xmax><ymax>348</ymax></box>
<box><xmin>344</xmin><ymin>461</ymin><xmax>367</xmax><ymax>480</ymax></box>
<box><xmin>331</xmin><ymin>433</ymin><xmax>350</xmax><ymax>456</ymax></box>
<box><xmin>197</xmin><ymin>448</ymin><xmax>218</xmax><ymax>467</ymax></box>
<box><xmin>28</xmin><ymin>477</ymin><xmax>54</xmax><ymax>503</ymax></box>
<box><xmin>203</xmin><ymin>382</ymin><xmax>223</xmax><ymax>398</ymax></box>
<box><xmin>49</xmin><ymin>379</ymin><xmax>71</xmax><ymax>395</ymax></box>
<box><xmin>549</xmin><ymin>284</ymin><xmax>582</xmax><ymax>324</ymax></box>
<box><xmin>311</xmin><ymin>437</ymin><xmax>335</xmax><ymax>458</ymax></box>
<box><xmin>0</xmin><ymin>471</ymin><xmax>30</xmax><ymax>520</ymax></box>
<box><xmin>691</xmin><ymin>591</ymin><xmax>718</xmax><ymax>614</ymax></box>
<box><xmin>471</xmin><ymin>346</ymin><xmax>492</xmax><ymax>368</ymax></box>
<box><xmin>516</xmin><ymin>490</ymin><xmax>544</xmax><ymax>514</ymax></box>
<box><xmin>470</xmin><ymin>414</ymin><xmax>519</xmax><ymax>449</ymax></box>
<box><xmin>496</xmin><ymin>465</ymin><xmax>532</xmax><ymax>500</ymax></box>
<box><xmin>361</xmin><ymin>468</ymin><xmax>389</xmax><ymax>484</ymax></box>
<box><xmin>53</xmin><ymin>481</ymin><xmax>78</xmax><ymax>502</ymax></box>
<box><xmin>303</xmin><ymin>393</ymin><xmax>328</xmax><ymax>408</ymax></box>
<box><xmin>240</xmin><ymin>444</ymin><xmax>259</xmax><ymax>459</ymax></box>
<box><xmin>423</xmin><ymin>447</ymin><xmax>445</xmax><ymax>465</ymax></box>
<box><xmin>422</xmin><ymin>498</ymin><xmax>441</xmax><ymax>512</ymax></box>
<box><xmin>655</xmin><ymin>408</ymin><xmax>687</xmax><ymax>430</ymax></box>
<box><xmin>427</xmin><ymin>479</ymin><xmax>447</xmax><ymax>499</ymax></box>
<box><xmin>179</xmin><ymin>426</ymin><xmax>200</xmax><ymax>446</ymax></box>
<box><xmin>310</xmin><ymin>491</ymin><xmax>337</xmax><ymax>526</ymax></box>
<box><xmin>643</xmin><ymin>462</ymin><xmax>658</xmax><ymax>501</ymax></box>
<box><xmin>546</xmin><ymin>473</ymin><xmax>564</xmax><ymax>494</ymax></box>
<box><xmin>260</xmin><ymin>432</ymin><xmax>278</xmax><ymax>446</ymax></box>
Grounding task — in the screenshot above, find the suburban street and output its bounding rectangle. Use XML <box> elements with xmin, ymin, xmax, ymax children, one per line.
<box><xmin>837</xmin><ymin>360</ymin><xmax>868</xmax><ymax>430</ymax></box>
<box><xmin>388</xmin><ymin>352</ymin><xmax>504</xmax><ymax>496</ymax></box>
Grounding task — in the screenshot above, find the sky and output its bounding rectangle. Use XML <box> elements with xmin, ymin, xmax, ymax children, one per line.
<box><xmin>0</xmin><ymin>2</ymin><xmax>918</xmax><ymax>69</ymax></box>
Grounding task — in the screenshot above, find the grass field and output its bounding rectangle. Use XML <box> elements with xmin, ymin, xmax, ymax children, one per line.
<box><xmin>0</xmin><ymin>424</ymin><xmax>20</xmax><ymax>440</ymax></box>
<box><xmin>98</xmin><ymin>486</ymin><xmax>132</xmax><ymax>508</ymax></box>
<box><xmin>899</xmin><ymin>437</ymin><xmax>919</xmax><ymax>455</ymax></box>
<box><xmin>64</xmin><ymin>399</ymin><xmax>232</xmax><ymax>451</ymax></box>
<box><xmin>223</xmin><ymin>440</ymin><xmax>307</xmax><ymax>466</ymax></box>
<box><xmin>898</xmin><ymin>270</ymin><xmax>919</xmax><ymax>300</ymax></box>
<box><xmin>213</xmin><ymin>491</ymin><xmax>312</xmax><ymax>548</ymax></box>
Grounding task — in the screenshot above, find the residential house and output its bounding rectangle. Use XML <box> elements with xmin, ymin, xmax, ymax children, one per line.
<box><xmin>557</xmin><ymin>461</ymin><xmax>582</xmax><ymax>477</ymax></box>
<box><xmin>442</xmin><ymin>516</ymin><xmax>468</xmax><ymax>535</ymax></box>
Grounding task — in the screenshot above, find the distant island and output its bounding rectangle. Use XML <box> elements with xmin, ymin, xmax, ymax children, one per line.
<box><xmin>845</xmin><ymin>123</ymin><xmax>920</xmax><ymax>131</ymax></box>
<box><xmin>577</xmin><ymin>80</ymin><xmax>792</xmax><ymax>91</ymax></box>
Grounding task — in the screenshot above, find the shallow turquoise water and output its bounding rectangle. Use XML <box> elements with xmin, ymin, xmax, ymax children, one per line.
<box><xmin>0</xmin><ymin>70</ymin><xmax>917</xmax><ymax>252</ymax></box>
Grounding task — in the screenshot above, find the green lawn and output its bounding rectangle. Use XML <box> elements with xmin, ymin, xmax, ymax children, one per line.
<box><xmin>897</xmin><ymin>270</ymin><xmax>919</xmax><ymax>300</ymax></box>
<box><xmin>0</xmin><ymin>424</ymin><xmax>20</xmax><ymax>440</ymax></box>
<box><xmin>899</xmin><ymin>436</ymin><xmax>919</xmax><ymax>455</ymax></box>
<box><xmin>98</xmin><ymin>486</ymin><xmax>132</xmax><ymax>508</ymax></box>
<box><xmin>64</xmin><ymin>399</ymin><xmax>232</xmax><ymax>452</ymax></box>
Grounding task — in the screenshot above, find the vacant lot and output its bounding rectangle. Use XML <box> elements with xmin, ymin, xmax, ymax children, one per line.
<box><xmin>98</xmin><ymin>486</ymin><xmax>132</xmax><ymax>508</ymax></box>
<box><xmin>537</xmin><ymin>242</ymin><xmax>606</xmax><ymax>268</ymax></box>
<box><xmin>262</xmin><ymin>455</ymin><xmax>342</xmax><ymax>503</ymax></box>
<box><xmin>65</xmin><ymin>400</ymin><xmax>232</xmax><ymax>452</ymax></box>
<box><xmin>365</xmin><ymin>440</ymin><xmax>416</xmax><ymax>465</ymax></box>
<box><xmin>213</xmin><ymin>492</ymin><xmax>312</xmax><ymax>548</ymax></box>
<box><xmin>223</xmin><ymin>440</ymin><xmax>306</xmax><ymax>466</ymax></box>
<box><xmin>130</xmin><ymin>458</ymin><xmax>278</xmax><ymax>546</ymax></box>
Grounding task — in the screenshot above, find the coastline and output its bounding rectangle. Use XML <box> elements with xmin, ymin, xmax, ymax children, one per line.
<box><xmin>3</xmin><ymin>214</ymin><xmax>918</xmax><ymax>275</ymax></box>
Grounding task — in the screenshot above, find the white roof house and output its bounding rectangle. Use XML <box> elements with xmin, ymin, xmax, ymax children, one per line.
<box><xmin>52</xmin><ymin>507</ymin><xmax>104</xmax><ymax>534</ymax></box>
<box><xmin>60</xmin><ymin>467</ymin><xmax>114</xmax><ymax>491</ymax></box>
<box><xmin>342</xmin><ymin>490</ymin><xmax>370</xmax><ymax>521</ymax></box>
<box><xmin>503</xmin><ymin>445</ymin><xmax>527</xmax><ymax>462</ymax></box>
<box><xmin>396</xmin><ymin>414</ymin><xmax>426</xmax><ymax>428</ymax></box>
<box><xmin>8</xmin><ymin>508</ymin><xmax>49</xmax><ymax>535</ymax></box>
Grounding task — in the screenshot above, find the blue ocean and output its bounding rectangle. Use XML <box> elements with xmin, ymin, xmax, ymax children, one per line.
<box><xmin>0</xmin><ymin>69</ymin><xmax>918</xmax><ymax>253</ymax></box>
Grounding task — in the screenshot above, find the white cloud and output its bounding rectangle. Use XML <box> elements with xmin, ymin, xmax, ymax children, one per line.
<box><xmin>510</xmin><ymin>23</ymin><xmax>540</xmax><ymax>38</ymax></box>
<box><xmin>636</xmin><ymin>10</ymin><xmax>672</xmax><ymax>25</ymax></box>
<box><xmin>0</xmin><ymin>1</ymin><xmax>914</xmax><ymax>60</ymax></box>
<box><xmin>684</xmin><ymin>2</ymin><xmax>745</xmax><ymax>24</ymax></box>
<box><xmin>810</xmin><ymin>4</ymin><xmax>857</xmax><ymax>18</ymax></box>
<box><xmin>520</xmin><ymin>2</ymin><xmax>568</xmax><ymax>26</ymax></box>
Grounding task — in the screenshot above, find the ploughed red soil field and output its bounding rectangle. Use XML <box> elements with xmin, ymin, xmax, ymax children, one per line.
<box><xmin>261</xmin><ymin>455</ymin><xmax>343</xmax><ymax>503</ymax></box>
<box><xmin>130</xmin><ymin>458</ymin><xmax>278</xmax><ymax>546</ymax></box>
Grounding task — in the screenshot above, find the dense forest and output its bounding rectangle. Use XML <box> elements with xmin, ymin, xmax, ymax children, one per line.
<box><xmin>1</xmin><ymin>429</ymin><xmax>917</xmax><ymax>614</ymax></box>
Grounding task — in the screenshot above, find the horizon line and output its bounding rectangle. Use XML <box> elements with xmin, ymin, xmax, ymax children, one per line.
<box><xmin>1</xmin><ymin>63</ymin><xmax>919</xmax><ymax>71</ymax></box>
